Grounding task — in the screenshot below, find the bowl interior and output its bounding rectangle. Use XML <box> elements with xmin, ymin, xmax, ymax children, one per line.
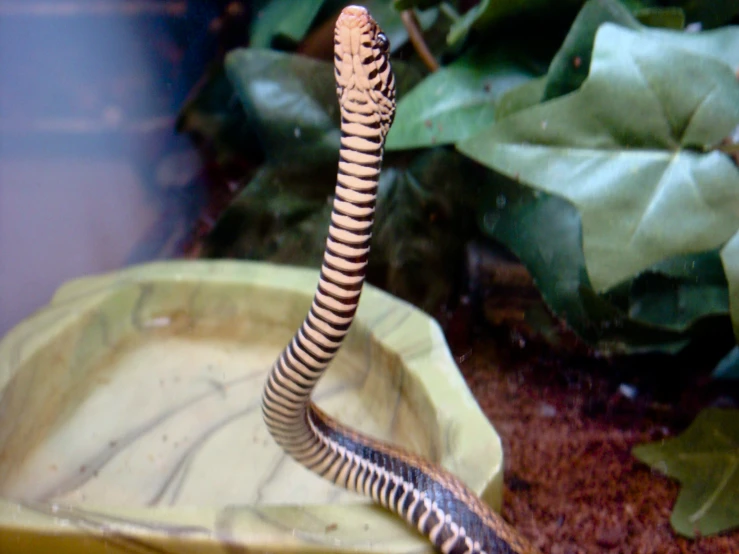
<box><xmin>0</xmin><ymin>277</ymin><xmax>436</xmax><ymax>509</ymax></box>
<box><xmin>0</xmin><ymin>261</ymin><xmax>503</xmax><ymax>553</ymax></box>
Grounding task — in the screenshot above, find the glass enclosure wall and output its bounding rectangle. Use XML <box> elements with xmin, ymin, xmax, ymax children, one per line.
<box><xmin>0</xmin><ymin>1</ymin><xmax>221</xmax><ymax>335</ymax></box>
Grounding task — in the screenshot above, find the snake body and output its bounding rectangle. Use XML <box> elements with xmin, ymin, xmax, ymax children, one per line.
<box><xmin>262</xmin><ymin>6</ymin><xmax>539</xmax><ymax>554</ymax></box>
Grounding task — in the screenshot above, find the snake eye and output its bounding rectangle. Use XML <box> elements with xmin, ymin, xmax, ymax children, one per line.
<box><xmin>376</xmin><ymin>32</ymin><xmax>389</xmax><ymax>52</ymax></box>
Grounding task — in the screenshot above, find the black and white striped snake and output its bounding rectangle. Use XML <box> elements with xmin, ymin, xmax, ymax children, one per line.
<box><xmin>261</xmin><ymin>6</ymin><xmax>539</xmax><ymax>554</ymax></box>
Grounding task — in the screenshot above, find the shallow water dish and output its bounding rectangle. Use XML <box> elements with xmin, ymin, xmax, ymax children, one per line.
<box><xmin>0</xmin><ymin>260</ymin><xmax>505</xmax><ymax>553</ymax></box>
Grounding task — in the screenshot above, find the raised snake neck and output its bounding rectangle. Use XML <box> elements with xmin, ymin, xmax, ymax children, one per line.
<box><xmin>261</xmin><ymin>5</ymin><xmax>540</xmax><ymax>554</ymax></box>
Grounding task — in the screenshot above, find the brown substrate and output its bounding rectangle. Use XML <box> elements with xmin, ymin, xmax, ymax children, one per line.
<box><xmin>459</xmin><ymin>335</ymin><xmax>739</xmax><ymax>554</ymax></box>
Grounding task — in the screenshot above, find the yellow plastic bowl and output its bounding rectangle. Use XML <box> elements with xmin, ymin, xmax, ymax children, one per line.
<box><xmin>0</xmin><ymin>260</ymin><xmax>504</xmax><ymax>553</ymax></box>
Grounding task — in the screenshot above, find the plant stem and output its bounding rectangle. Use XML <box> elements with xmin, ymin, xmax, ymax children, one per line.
<box><xmin>400</xmin><ymin>9</ymin><xmax>439</xmax><ymax>72</ymax></box>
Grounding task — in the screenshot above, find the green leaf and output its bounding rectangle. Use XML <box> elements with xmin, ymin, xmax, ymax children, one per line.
<box><xmin>373</xmin><ymin>148</ymin><xmax>479</xmax><ymax>311</ymax></box>
<box><xmin>713</xmin><ymin>346</ymin><xmax>739</xmax><ymax>380</ymax></box>
<box><xmin>477</xmin><ymin>173</ymin><xmax>707</xmax><ymax>353</ymax></box>
<box><xmin>204</xmin><ymin>164</ymin><xmax>334</xmax><ymax>264</ymax></box>
<box><xmin>364</xmin><ymin>1</ymin><xmax>439</xmax><ymax>54</ymax></box>
<box><xmin>225</xmin><ymin>49</ymin><xmax>424</xmax><ymax>169</ymax></box>
<box><xmin>458</xmin><ymin>23</ymin><xmax>739</xmax><ymax>293</ymax></box>
<box><xmin>635</xmin><ymin>7</ymin><xmax>685</xmax><ymax>29</ymax></box>
<box><xmin>578</xmin><ymin>250</ymin><xmax>731</xmax><ymax>336</ymax></box>
<box><xmin>385</xmin><ymin>48</ymin><xmax>535</xmax><ymax>150</ymax></box>
<box><xmin>447</xmin><ymin>0</ymin><xmax>584</xmax><ymax>45</ymax></box>
<box><xmin>205</xmin><ymin>148</ymin><xmax>477</xmax><ymax>314</ymax></box>
<box><xmin>671</xmin><ymin>0</ymin><xmax>739</xmax><ymax>28</ymax></box>
<box><xmin>543</xmin><ymin>0</ymin><xmax>642</xmax><ymax>101</ymax></box>
<box><xmin>639</xmin><ymin>25</ymin><xmax>739</xmax><ymax>67</ymax></box>
<box><xmin>625</xmin><ymin>270</ymin><xmax>728</xmax><ymax>331</ymax></box>
<box><xmin>225</xmin><ymin>48</ymin><xmax>339</xmax><ymax>169</ymax></box>
<box><xmin>250</xmin><ymin>0</ymin><xmax>327</xmax><ymax>48</ymax></box>
<box><xmin>618</xmin><ymin>0</ymin><xmax>660</xmax><ymax>9</ymax></box>
<box><xmin>624</xmin><ymin>251</ymin><xmax>729</xmax><ymax>330</ymax></box>
<box><xmin>632</xmin><ymin>408</ymin><xmax>739</xmax><ymax>537</ymax></box>
<box><xmin>478</xmin><ymin>174</ymin><xmax>601</xmax><ymax>344</ymax></box>
<box><xmin>495</xmin><ymin>76</ymin><xmax>547</xmax><ymax>119</ymax></box>
<box><xmin>393</xmin><ymin>0</ymin><xmax>440</xmax><ymax>10</ymax></box>
<box><xmin>250</xmin><ymin>0</ymin><xmax>437</xmax><ymax>53</ymax></box>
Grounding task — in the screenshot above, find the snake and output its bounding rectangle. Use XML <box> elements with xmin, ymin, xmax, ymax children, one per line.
<box><xmin>261</xmin><ymin>5</ymin><xmax>540</xmax><ymax>554</ymax></box>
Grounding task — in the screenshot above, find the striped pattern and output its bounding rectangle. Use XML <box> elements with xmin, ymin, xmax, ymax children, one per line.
<box><xmin>261</xmin><ymin>6</ymin><xmax>539</xmax><ymax>554</ymax></box>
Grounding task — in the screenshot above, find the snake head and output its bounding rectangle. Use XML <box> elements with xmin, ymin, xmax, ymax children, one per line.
<box><xmin>334</xmin><ymin>5</ymin><xmax>396</xmax><ymax>137</ymax></box>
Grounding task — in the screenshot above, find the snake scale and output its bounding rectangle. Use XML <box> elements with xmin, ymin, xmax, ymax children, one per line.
<box><xmin>261</xmin><ymin>6</ymin><xmax>540</xmax><ymax>554</ymax></box>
